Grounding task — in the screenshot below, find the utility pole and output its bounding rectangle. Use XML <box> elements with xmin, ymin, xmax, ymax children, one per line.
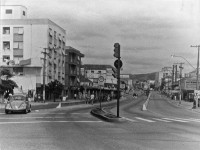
<box><xmin>191</xmin><ymin>45</ymin><xmax>200</xmax><ymax>90</ymax></box>
<box><xmin>172</xmin><ymin>65</ymin><xmax>175</xmax><ymax>90</ymax></box>
<box><xmin>174</xmin><ymin>62</ymin><xmax>184</xmax><ymax>103</ymax></box>
<box><xmin>41</xmin><ymin>48</ymin><xmax>49</xmax><ymax>103</ymax></box>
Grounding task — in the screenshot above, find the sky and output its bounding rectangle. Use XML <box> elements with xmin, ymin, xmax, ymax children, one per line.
<box><xmin>1</xmin><ymin>0</ymin><xmax>200</xmax><ymax>74</ymax></box>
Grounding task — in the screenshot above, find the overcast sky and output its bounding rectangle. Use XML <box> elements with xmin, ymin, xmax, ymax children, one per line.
<box><xmin>1</xmin><ymin>0</ymin><xmax>200</xmax><ymax>74</ymax></box>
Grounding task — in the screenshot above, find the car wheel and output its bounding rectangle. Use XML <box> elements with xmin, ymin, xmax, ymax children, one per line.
<box><xmin>5</xmin><ymin>110</ymin><xmax>9</xmax><ymax>114</ymax></box>
<box><xmin>24</xmin><ymin>109</ymin><xmax>28</xmax><ymax>114</ymax></box>
<box><xmin>29</xmin><ymin>106</ymin><xmax>31</xmax><ymax>113</ymax></box>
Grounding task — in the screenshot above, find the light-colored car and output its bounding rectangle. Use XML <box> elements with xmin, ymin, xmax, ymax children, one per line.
<box><xmin>5</xmin><ymin>94</ymin><xmax>31</xmax><ymax>114</ymax></box>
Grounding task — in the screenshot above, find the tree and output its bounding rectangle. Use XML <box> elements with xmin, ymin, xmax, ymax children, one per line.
<box><xmin>0</xmin><ymin>68</ymin><xmax>18</xmax><ymax>96</ymax></box>
<box><xmin>160</xmin><ymin>78</ymin><xmax>166</xmax><ymax>91</ymax></box>
<box><xmin>47</xmin><ymin>80</ymin><xmax>63</xmax><ymax>102</ymax></box>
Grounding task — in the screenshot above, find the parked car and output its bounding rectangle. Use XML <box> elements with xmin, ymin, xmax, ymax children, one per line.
<box><xmin>5</xmin><ymin>94</ymin><xmax>31</xmax><ymax>114</ymax></box>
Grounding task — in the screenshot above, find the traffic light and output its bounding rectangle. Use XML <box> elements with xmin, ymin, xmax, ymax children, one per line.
<box><xmin>113</xmin><ymin>43</ymin><xmax>120</xmax><ymax>58</ymax></box>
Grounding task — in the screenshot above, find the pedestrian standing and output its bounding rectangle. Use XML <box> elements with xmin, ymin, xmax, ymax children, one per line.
<box><xmin>74</xmin><ymin>93</ymin><xmax>77</xmax><ymax>99</ymax></box>
<box><xmin>194</xmin><ymin>93</ymin><xmax>198</xmax><ymax>109</ymax></box>
<box><xmin>90</xmin><ymin>92</ymin><xmax>94</xmax><ymax>105</ymax></box>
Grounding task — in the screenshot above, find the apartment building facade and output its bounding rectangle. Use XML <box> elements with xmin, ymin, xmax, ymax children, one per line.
<box><xmin>0</xmin><ymin>5</ymin><xmax>66</xmax><ymax>95</ymax></box>
<box><xmin>65</xmin><ymin>46</ymin><xmax>84</xmax><ymax>98</ymax></box>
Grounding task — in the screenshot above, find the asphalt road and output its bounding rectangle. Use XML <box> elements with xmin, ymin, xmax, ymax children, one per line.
<box><xmin>0</xmin><ymin>92</ymin><xmax>200</xmax><ymax>150</ymax></box>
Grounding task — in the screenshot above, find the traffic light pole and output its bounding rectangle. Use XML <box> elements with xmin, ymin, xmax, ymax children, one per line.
<box><xmin>113</xmin><ymin>43</ymin><xmax>121</xmax><ymax>117</ymax></box>
<box><xmin>117</xmin><ymin>56</ymin><xmax>120</xmax><ymax>117</ymax></box>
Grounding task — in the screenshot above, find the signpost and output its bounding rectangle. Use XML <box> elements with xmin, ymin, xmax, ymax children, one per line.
<box><xmin>98</xmin><ymin>76</ymin><xmax>105</xmax><ymax>109</ymax></box>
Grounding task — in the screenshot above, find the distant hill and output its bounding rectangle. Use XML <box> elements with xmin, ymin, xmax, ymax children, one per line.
<box><xmin>130</xmin><ymin>72</ymin><xmax>157</xmax><ymax>81</ymax></box>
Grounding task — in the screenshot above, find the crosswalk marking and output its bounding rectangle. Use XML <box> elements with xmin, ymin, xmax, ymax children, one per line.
<box><xmin>162</xmin><ymin>118</ymin><xmax>188</xmax><ymax>122</ymax></box>
<box><xmin>122</xmin><ymin>117</ymin><xmax>137</xmax><ymax>122</ymax></box>
<box><xmin>152</xmin><ymin>118</ymin><xmax>172</xmax><ymax>122</ymax></box>
<box><xmin>121</xmin><ymin>116</ymin><xmax>200</xmax><ymax>123</ymax></box>
<box><xmin>135</xmin><ymin>117</ymin><xmax>155</xmax><ymax>122</ymax></box>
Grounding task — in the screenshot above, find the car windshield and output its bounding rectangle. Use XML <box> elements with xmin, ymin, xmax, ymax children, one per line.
<box><xmin>10</xmin><ymin>95</ymin><xmax>26</xmax><ymax>101</ymax></box>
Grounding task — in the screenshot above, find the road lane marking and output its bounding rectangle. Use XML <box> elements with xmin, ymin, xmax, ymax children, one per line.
<box><xmin>0</xmin><ymin>117</ymin><xmax>66</xmax><ymax>119</ymax></box>
<box><xmin>121</xmin><ymin>117</ymin><xmax>137</xmax><ymax>122</ymax></box>
<box><xmin>174</xmin><ymin>118</ymin><xmax>200</xmax><ymax>122</ymax></box>
<box><xmin>152</xmin><ymin>118</ymin><xmax>172</xmax><ymax>122</ymax></box>
<box><xmin>162</xmin><ymin>118</ymin><xmax>188</xmax><ymax>122</ymax></box>
<box><xmin>0</xmin><ymin>112</ymin><xmax>67</xmax><ymax>115</ymax></box>
<box><xmin>0</xmin><ymin>120</ymin><xmax>103</xmax><ymax>124</ymax></box>
<box><xmin>71</xmin><ymin>113</ymin><xmax>90</xmax><ymax>115</ymax></box>
<box><xmin>135</xmin><ymin>117</ymin><xmax>155</xmax><ymax>122</ymax></box>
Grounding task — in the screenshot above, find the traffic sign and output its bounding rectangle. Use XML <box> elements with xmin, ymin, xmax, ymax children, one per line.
<box><xmin>98</xmin><ymin>76</ymin><xmax>105</xmax><ymax>86</ymax></box>
<box><xmin>114</xmin><ymin>59</ymin><xmax>123</xmax><ymax>68</ymax></box>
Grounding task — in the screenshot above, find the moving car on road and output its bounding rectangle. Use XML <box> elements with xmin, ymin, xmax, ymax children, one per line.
<box><xmin>5</xmin><ymin>94</ymin><xmax>31</xmax><ymax>114</ymax></box>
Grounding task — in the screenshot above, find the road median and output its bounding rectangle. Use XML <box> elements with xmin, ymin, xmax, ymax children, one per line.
<box><xmin>91</xmin><ymin>107</ymin><xmax>124</xmax><ymax>122</ymax></box>
<box><xmin>142</xmin><ymin>93</ymin><xmax>151</xmax><ymax>111</ymax></box>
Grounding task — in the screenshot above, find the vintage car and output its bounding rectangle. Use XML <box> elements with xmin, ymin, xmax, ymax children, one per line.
<box><xmin>5</xmin><ymin>94</ymin><xmax>31</xmax><ymax>114</ymax></box>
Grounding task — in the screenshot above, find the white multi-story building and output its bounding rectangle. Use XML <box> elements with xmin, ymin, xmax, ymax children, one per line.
<box><xmin>0</xmin><ymin>5</ymin><xmax>66</xmax><ymax>95</ymax></box>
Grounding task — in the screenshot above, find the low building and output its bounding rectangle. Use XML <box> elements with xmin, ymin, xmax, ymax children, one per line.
<box><xmin>120</xmin><ymin>74</ymin><xmax>133</xmax><ymax>92</ymax></box>
<box><xmin>82</xmin><ymin>64</ymin><xmax>117</xmax><ymax>99</ymax></box>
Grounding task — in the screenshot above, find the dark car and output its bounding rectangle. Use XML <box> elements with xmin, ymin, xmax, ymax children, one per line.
<box><xmin>5</xmin><ymin>94</ymin><xmax>31</xmax><ymax>114</ymax></box>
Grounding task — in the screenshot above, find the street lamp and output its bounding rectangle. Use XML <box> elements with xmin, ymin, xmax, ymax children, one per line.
<box><xmin>171</xmin><ymin>55</ymin><xmax>195</xmax><ymax>69</ymax></box>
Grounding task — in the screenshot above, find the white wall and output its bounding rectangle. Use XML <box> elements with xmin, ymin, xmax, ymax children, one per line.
<box><xmin>0</xmin><ymin>5</ymin><xmax>27</xmax><ymax>19</ymax></box>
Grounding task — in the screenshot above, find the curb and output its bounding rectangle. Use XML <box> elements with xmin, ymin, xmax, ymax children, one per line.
<box><xmin>0</xmin><ymin>101</ymin><xmax>86</xmax><ymax>111</ymax></box>
<box><xmin>90</xmin><ymin>107</ymin><xmax>124</xmax><ymax>122</ymax></box>
<box><xmin>166</xmin><ymin>97</ymin><xmax>200</xmax><ymax>113</ymax></box>
<box><xmin>142</xmin><ymin>93</ymin><xmax>151</xmax><ymax>111</ymax></box>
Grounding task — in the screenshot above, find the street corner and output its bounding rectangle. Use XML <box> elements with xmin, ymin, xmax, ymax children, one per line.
<box><xmin>90</xmin><ymin>107</ymin><xmax>124</xmax><ymax>123</ymax></box>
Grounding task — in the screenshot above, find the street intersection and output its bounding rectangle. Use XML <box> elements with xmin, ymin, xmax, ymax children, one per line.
<box><xmin>1</xmin><ymin>92</ymin><xmax>200</xmax><ymax>150</ymax></box>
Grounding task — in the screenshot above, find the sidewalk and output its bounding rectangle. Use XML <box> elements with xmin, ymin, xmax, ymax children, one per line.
<box><xmin>164</xmin><ymin>96</ymin><xmax>200</xmax><ymax>113</ymax></box>
<box><xmin>0</xmin><ymin>99</ymin><xmax>86</xmax><ymax>111</ymax></box>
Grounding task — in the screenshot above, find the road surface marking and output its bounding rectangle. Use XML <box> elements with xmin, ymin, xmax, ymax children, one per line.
<box><xmin>31</xmin><ymin>112</ymin><xmax>66</xmax><ymax>114</ymax></box>
<box><xmin>71</xmin><ymin>113</ymin><xmax>90</xmax><ymax>115</ymax></box>
<box><xmin>135</xmin><ymin>117</ymin><xmax>155</xmax><ymax>122</ymax></box>
<box><xmin>0</xmin><ymin>120</ymin><xmax>102</xmax><ymax>125</ymax></box>
<box><xmin>0</xmin><ymin>117</ymin><xmax>66</xmax><ymax>119</ymax></box>
<box><xmin>162</xmin><ymin>118</ymin><xmax>188</xmax><ymax>122</ymax></box>
<box><xmin>174</xmin><ymin>118</ymin><xmax>200</xmax><ymax>122</ymax></box>
<box><xmin>121</xmin><ymin>117</ymin><xmax>137</xmax><ymax>122</ymax></box>
<box><xmin>152</xmin><ymin>118</ymin><xmax>172</xmax><ymax>122</ymax></box>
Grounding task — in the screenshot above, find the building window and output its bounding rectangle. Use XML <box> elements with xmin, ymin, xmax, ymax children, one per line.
<box><xmin>3</xmin><ymin>55</ymin><xmax>10</xmax><ymax>62</ymax></box>
<box><xmin>3</xmin><ymin>27</ymin><xmax>10</xmax><ymax>34</ymax></box>
<box><xmin>13</xmin><ymin>67</ymin><xmax>23</xmax><ymax>76</ymax></box>
<box><xmin>13</xmin><ymin>56</ymin><xmax>23</xmax><ymax>64</ymax></box>
<box><xmin>13</xmin><ymin>27</ymin><xmax>24</xmax><ymax>34</ymax></box>
<box><xmin>3</xmin><ymin>41</ymin><xmax>10</xmax><ymax>50</ymax></box>
<box><xmin>6</xmin><ymin>9</ymin><xmax>12</xmax><ymax>14</ymax></box>
<box><xmin>54</xmin><ymin>31</ymin><xmax>57</xmax><ymax>46</ymax></box>
<box><xmin>13</xmin><ymin>42</ymin><xmax>23</xmax><ymax>49</ymax></box>
<box><xmin>23</xmin><ymin>11</ymin><xmax>26</xmax><ymax>16</ymax></box>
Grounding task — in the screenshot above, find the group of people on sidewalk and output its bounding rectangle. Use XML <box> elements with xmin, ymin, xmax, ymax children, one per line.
<box><xmin>74</xmin><ymin>92</ymin><xmax>111</xmax><ymax>105</ymax></box>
